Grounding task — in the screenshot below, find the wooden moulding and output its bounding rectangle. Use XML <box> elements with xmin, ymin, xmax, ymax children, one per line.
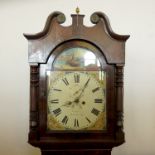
<box><xmin>24</xmin><ymin>11</ymin><xmax>130</xmax><ymax>64</ymax></box>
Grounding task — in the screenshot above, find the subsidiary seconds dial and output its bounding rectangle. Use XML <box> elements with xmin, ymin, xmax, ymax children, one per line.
<box><xmin>48</xmin><ymin>72</ymin><xmax>105</xmax><ymax>130</ymax></box>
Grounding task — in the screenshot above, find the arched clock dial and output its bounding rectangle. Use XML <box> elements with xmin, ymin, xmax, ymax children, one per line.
<box><xmin>48</xmin><ymin>72</ymin><xmax>106</xmax><ymax>130</ymax></box>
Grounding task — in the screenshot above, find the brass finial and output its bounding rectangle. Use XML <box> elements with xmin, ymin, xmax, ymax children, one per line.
<box><xmin>76</xmin><ymin>7</ymin><xmax>80</xmax><ymax>14</ymax></box>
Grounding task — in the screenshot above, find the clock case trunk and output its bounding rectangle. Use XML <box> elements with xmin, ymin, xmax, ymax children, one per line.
<box><xmin>24</xmin><ymin>11</ymin><xmax>129</xmax><ymax>155</ymax></box>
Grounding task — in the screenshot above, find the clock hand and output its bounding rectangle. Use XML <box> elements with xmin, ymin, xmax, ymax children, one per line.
<box><xmin>75</xmin><ymin>78</ymin><xmax>90</xmax><ymax>100</ymax></box>
<box><xmin>71</xmin><ymin>98</ymin><xmax>82</xmax><ymax>109</ymax></box>
<box><xmin>73</xmin><ymin>88</ymin><xmax>83</xmax><ymax>95</ymax></box>
<box><xmin>83</xmin><ymin>78</ymin><xmax>90</xmax><ymax>89</ymax></box>
<box><xmin>61</xmin><ymin>78</ymin><xmax>90</xmax><ymax>109</ymax></box>
<box><xmin>61</xmin><ymin>101</ymin><xmax>73</xmax><ymax>107</ymax></box>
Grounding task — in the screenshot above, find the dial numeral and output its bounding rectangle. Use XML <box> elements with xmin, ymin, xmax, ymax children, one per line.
<box><xmin>53</xmin><ymin>108</ymin><xmax>61</xmax><ymax>117</ymax></box>
<box><xmin>92</xmin><ymin>87</ymin><xmax>100</xmax><ymax>93</ymax></box>
<box><xmin>94</xmin><ymin>99</ymin><xmax>103</xmax><ymax>103</ymax></box>
<box><xmin>62</xmin><ymin>116</ymin><xmax>68</xmax><ymax>124</ymax></box>
<box><xmin>74</xmin><ymin>74</ymin><xmax>80</xmax><ymax>83</ymax></box>
<box><xmin>62</xmin><ymin>78</ymin><xmax>69</xmax><ymax>86</ymax></box>
<box><xmin>74</xmin><ymin>119</ymin><xmax>79</xmax><ymax>127</ymax></box>
<box><xmin>85</xmin><ymin>117</ymin><xmax>91</xmax><ymax>123</ymax></box>
<box><xmin>50</xmin><ymin>99</ymin><xmax>59</xmax><ymax>104</ymax></box>
<box><xmin>91</xmin><ymin>108</ymin><xmax>100</xmax><ymax>116</ymax></box>
<box><xmin>53</xmin><ymin>88</ymin><xmax>62</xmax><ymax>91</ymax></box>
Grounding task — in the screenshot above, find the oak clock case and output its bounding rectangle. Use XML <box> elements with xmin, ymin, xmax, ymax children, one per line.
<box><xmin>24</xmin><ymin>11</ymin><xmax>129</xmax><ymax>155</ymax></box>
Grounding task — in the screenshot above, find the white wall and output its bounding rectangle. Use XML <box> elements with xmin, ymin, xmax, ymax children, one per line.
<box><xmin>0</xmin><ymin>0</ymin><xmax>155</xmax><ymax>155</ymax></box>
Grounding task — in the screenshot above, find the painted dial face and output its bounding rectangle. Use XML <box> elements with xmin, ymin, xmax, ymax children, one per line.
<box><xmin>48</xmin><ymin>72</ymin><xmax>105</xmax><ymax>130</ymax></box>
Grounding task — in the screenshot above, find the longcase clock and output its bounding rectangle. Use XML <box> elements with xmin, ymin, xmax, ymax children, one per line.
<box><xmin>24</xmin><ymin>11</ymin><xmax>129</xmax><ymax>155</ymax></box>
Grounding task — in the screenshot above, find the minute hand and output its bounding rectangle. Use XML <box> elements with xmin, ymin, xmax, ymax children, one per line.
<box><xmin>76</xmin><ymin>78</ymin><xmax>90</xmax><ymax>100</ymax></box>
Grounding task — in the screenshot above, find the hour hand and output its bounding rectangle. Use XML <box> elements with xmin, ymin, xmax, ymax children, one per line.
<box><xmin>61</xmin><ymin>101</ymin><xmax>72</xmax><ymax>107</ymax></box>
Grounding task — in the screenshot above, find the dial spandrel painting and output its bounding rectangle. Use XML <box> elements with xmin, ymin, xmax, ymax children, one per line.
<box><xmin>47</xmin><ymin>47</ymin><xmax>107</xmax><ymax>130</ymax></box>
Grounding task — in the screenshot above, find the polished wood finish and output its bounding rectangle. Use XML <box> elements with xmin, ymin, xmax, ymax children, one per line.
<box><xmin>24</xmin><ymin>11</ymin><xmax>129</xmax><ymax>155</ymax></box>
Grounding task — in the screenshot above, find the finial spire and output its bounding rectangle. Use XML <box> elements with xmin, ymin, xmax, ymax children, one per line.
<box><xmin>76</xmin><ymin>7</ymin><xmax>80</xmax><ymax>14</ymax></box>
